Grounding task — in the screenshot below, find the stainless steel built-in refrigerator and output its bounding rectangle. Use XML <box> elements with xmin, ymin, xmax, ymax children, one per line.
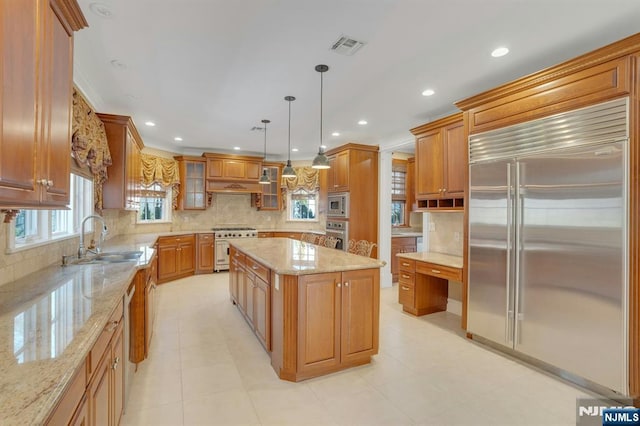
<box><xmin>467</xmin><ymin>98</ymin><xmax>629</xmax><ymax>395</ymax></box>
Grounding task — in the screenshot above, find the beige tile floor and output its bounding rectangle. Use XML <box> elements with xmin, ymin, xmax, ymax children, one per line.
<box><xmin>121</xmin><ymin>273</ymin><xmax>595</xmax><ymax>425</ymax></box>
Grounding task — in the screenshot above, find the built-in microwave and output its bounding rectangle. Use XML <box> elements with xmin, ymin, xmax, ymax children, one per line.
<box><xmin>327</xmin><ymin>192</ymin><xmax>349</xmax><ymax>218</ymax></box>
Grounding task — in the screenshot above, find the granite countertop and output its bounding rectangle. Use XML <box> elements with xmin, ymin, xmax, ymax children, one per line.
<box><xmin>0</xmin><ymin>235</ymin><xmax>157</xmax><ymax>425</ymax></box>
<box><xmin>396</xmin><ymin>251</ymin><xmax>463</xmax><ymax>269</ymax></box>
<box><xmin>230</xmin><ymin>238</ymin><xmax>385</xmax><ymax>275</ymax></box>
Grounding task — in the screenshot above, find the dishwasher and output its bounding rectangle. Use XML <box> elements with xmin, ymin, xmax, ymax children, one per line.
<box><xmin>124</xmin><ymin>281</ymin><xmax>136</xmax><ymax>411</ymax></box>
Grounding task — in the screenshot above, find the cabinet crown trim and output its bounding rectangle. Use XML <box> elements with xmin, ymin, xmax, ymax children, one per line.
<box><xmin>410</xmin><ymin>112</ymin><xmax>463</xmax><ymax>136</ymax></box>
<box><xmin>52</xmin><ymin>0</ymin><xmax>88</xmax><ymax>31</ymax></box>
<box><xmin>325</xmin><ymin>143</ymin><xmax>379</xmax><ymax>156</ymax></box>
<box><xmin>95</xmin><ymin>113</ymin><xmax>144</xmax><ymax>149</ymax></box>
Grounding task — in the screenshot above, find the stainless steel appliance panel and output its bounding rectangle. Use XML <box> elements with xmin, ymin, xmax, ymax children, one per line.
<box><xmin>326</xmin><ymin>220</ymin><xmax>348</xmax><ymax>251</ymax></box>
<box><xmin>468</xmin><ymin>159</ymin><xmax>515</xmax><ymax>347</ymax></box>
<box><xmin>514</xmin><ymin>141</ymin><xmax>626</xmax><ymax>393</ymax></box>
<box><xmin>327</xmin><ymin>192</ymin><xmax>349</xmax><ymax>218</ymax></box>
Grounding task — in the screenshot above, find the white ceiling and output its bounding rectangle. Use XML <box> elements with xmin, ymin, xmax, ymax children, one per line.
<box><xmin>74</xmin><ymin>0</ymin><xmax>640</xmax><ymax>160</ymax></box>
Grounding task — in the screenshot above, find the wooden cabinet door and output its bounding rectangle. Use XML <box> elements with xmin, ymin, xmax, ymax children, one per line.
<box><xmin>112</xmin><ymin>322</ymin><xmax>125</xmax><ymax>426</ymax></box>
<box><xmin>253</xmin><ymin>276</ymin><xmax>271</xmax><ymax>350</ymax></box>
<box><xmin>145</xmin><ymin>278</ymin><xmax>155</xmax><ymax>356</ymax></box>
<box><xmin>223</xmin><ymin>160</ymin><xmax>247</xmax><ymax>179</ymax></box>
<box><xmin>157</xmin><ymin>241</ymin><xmax>178</xmax><ymax>282</ymax></box>
<box><xmin>0</xmin><ymin>0</ymin><xmax>40</xmax><ymax>206</ymax></box>
<box><xmin>297</xmin><ymin>272</ymin><xmax>341</xmax><ymax>375</ymax></box>
<box><xmin>416</xmin><ymin>130</ymin><xmax>444</xmax><ymax>199</ymax></box>
<box><xmin>41</xmin><ymin>1</ymin><xmax>72</xmax><ymax>206</ymax></box>
<box><xmin>196</xmin><ymin>233</ymin><xmax>214</xmax><ymax>273</ymax></box>
<box><xmin>443</xmin><ymin>121</ymin><xmax>465</xmax><ymax>196</ymax></box>
<box><xmin>328</xmin><ymin>151</ymin><xmax>349</xmax><ymax>192</ymax></box>
<box><xmin>340</xmin><ymin>269</ymin><xmax>379</xmax><ymax>363</ymax></box>
<box><xmin>88</xmin><ymin>348</ymin><xmax>110</xmax><ymax>426</ymax></box>
<box><xmin>237</xmin><ymin>262</ymin><xmax>247</xmax><ymax>314</ymax></box>
<box><xmin>390</xmin><ymin>244</ymin><xmax>403</xmax><ymax>279</ymax></box>
<box><xmin>178</xmin><ymin>240</ymin><xmax>195</xmax><ymax>274</ymax></box>
<box><xmin>69</xmin><ymin>394</ymin><xmax>88</xmax><ymax>426</ymax></box>
<box><xmin>229</xmin><ymin>249</ymin><xmax>239</xmax><ymax>302</ymax></box>
<box><xmin>245</xmin><ymin>271</ymin><xmax>255</xmax><ymax>325</ymax></box>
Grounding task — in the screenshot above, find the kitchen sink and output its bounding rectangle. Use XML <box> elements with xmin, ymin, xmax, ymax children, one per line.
<box><xmin>67</xmin><ymin>251</ymin><xmax>144</xmax><ymax>265</ymax></box>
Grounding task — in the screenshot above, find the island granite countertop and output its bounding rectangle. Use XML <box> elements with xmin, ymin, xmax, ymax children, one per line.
<box><xmin>230</xmin><ymin>237</ymin><xmax>385</xmax><ymax>275</ymax></box>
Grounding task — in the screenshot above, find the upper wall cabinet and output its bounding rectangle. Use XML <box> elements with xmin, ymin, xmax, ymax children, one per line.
<box><xmin>327</xmin><ymin>150</ymin><xmax>350</xmax><ymax>193</ymax></box>
<box><xmin>174</xmin><ymin>156</ymin><xmax>207</xmax><ymax>210</ymax></box>
<box><xmin>0</xmin><ymin>0</ymin><xmax>87</xmax><ymax>208</ymax></box>
<box><xmin>97</xmin><ymin>114</ymin><xmax>144</xmax><ymax>210</ymax></box>
<box><xmin>411</xmin><ymin>112</ymin><xmax>465</xmax><ymax>211</ymax></box>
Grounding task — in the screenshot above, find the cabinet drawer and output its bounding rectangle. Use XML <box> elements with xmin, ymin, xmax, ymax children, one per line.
<box><xmin>415</xmin><ymin>262</ymin><xmax>462</xmax><ymax>281</ymax></box>
<box><xmin>89</xmin><ymin>299</ymin><xmax>123</xmax><ymax>377</ymax></box>
<box><xmin>45</xmin><ymin>359</ymin><xmax>87</xmax><ymax>425</ymax></box>
<box><xmin>398</xmin><ymin>270</ymin><xmax>415</xmax><ymax>284</ymax></box>
<box><xmin>398</xmin><ymin>282</ymin><xmax>415</xmax><ymax>307</ymax></box>
<box><xmin>247</xmin><ymin>258</ymin><xmax>269</xmax><ymax>283</ymax></box>
<box><xmin>231</xmin><ymin>249</ymin><xmax>246</xmax><ymax>264</ymax></box>
<box><xmin>199</xmin><ymin>233</ymin><xmax>214</xmax><ymax>241</ymax></box>
<box><xmin>397</xmin><ymin>258</ymin><xmax>415</xmax><ymax>272</ymax></box>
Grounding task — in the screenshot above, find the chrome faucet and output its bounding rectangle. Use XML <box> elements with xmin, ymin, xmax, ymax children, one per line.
<box><xmin>78</xmin><ymin>215</ymin><xmax>108</xmax><ymax>258</ymax></box>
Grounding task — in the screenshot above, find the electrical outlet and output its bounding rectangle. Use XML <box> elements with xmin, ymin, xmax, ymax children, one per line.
<box><xmin>454</xmin><ymin>231</ymin><xmax>460</xmax><ymax>242</ymax></box>
<box><xmin>429</xmin><ymin>222</ymin><xmax>436</xmax><ymax>231</ymax></box>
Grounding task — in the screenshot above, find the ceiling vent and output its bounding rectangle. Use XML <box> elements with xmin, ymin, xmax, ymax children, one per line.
<box><xmin>250</xmin><ymin>126</ymin><xmax>265</xmax><ymax>132</ymax></box>
<box><xmin>330</xmin><ymin>35</ymin><xmax>366</xmax><ymax>56</ymax></box>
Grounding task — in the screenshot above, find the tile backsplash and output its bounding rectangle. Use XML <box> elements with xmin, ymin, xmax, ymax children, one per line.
<box><xmin>425</xmin><ymin>211</ymin><xmax>463</xmax><ymax>256</ymax></box>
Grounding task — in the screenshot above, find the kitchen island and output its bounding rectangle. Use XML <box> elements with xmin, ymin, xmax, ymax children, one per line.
<box><xmin>229</xmin><ymin>238</ymin><xmax>385</xmax><ymax>382</ymax></box>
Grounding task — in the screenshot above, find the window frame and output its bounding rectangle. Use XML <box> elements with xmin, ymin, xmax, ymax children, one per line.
<box><xmin>8</xmin><ymin>174</ymin><xmax>94</xmax><ymax>252</ymax></box>
<box><xmin>287</xmin><ymin>189</ymin><xmax>319</xmax><ymax>223</ymax></box>
<box><xmin>137</xmin><ymin>184</ymin><xmax>173</xmax><ymax>224</ymax></box>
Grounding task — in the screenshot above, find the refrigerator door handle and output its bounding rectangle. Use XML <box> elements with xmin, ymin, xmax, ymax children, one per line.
<box><xmin>505</xmin><ymin>162</ymin><xmax>513</xmax><ymax>343</ymax></box>
<box><xmin>514</xmin><ymin>162</ymin><xmax>524</xmax><ymax>346</ymax></box>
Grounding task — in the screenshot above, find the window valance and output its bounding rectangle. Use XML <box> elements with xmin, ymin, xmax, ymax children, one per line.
<box><xmin>140</xmin><ymin>154</ymin><xmax>180</xmax><ymax>187</ymax></box>
<box><xmin>282</xmin><ymin>167</ymin><xmax>319</xmax><ymax>192</ymax></box>
<box><xmin>71</xmin><ymin>87</ymin><xmax>112</xmax><ymax>211</ymax></box>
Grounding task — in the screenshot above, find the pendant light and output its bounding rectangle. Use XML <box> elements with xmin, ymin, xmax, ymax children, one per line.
<box><xmin>312</xmin><ymin>64</ymin><xmax>331</xmax><ymax>169</ymax></box>
<box><xmin>259</xmin><ymin>119</ymin><xmax>271</xmax><ymax>184</ymax></box>
<box><xmin>282</xmin><ymin>96</ymin><xmax>297</xmax><ymax>178</ymax></box>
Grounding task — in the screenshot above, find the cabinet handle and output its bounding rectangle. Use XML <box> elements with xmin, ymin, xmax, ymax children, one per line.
<box><xmin>402</xmin><ymin>274</ymin><xmax>410</xmax><ymax>279</ymax></box>
<box><xmin>48</xmin><ymin>180</ymin><xmax>54</xmax><ymax>187</ymax></box>
<box><xmin>401</xmin><ymin>262</ymin><xmax>410</xmax><ymax>267</ymax></box>
<box><xmin>337</xmin><ymin>283</ymin><xmax>341</xmax><ymax>288</ymax></box>
<box><xmin>112</xmin><ymin>356</ymin><xmax>120</xmax><ymax>370</ymax></box>
<box><xmin>431</xmin><ymin>269</ymin><xmax>441</xmax><ymax>274</ymax></box>
<box><xmin>401</xmin><ymin>286</ymin><xmax>410</xmax><ymax>291</ymax></box>
<box><xmin>344</xmin><ymin>282</ymin><xmax>349</xmax><ymax>287</ymax></box>
<box><xmin>252</xmin><ymin>265</ymin><xmax>258</xmax><ymax>270</ymax></box>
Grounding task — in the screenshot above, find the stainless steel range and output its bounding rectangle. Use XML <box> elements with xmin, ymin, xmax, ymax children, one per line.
<box><xmin>212</xmin><ymin>226</ymin><xmax>257</xmax><ymax>271</ymax></box>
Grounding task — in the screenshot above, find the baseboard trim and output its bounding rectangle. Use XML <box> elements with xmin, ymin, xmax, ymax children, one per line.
<box><xmin>447</xmin><ymin>298</ymin><xmax>462</xmax><ymax>316</ymax></box>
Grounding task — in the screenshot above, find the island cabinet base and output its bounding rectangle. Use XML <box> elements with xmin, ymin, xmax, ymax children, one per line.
<box><xmin>271</xmin><ymin>269</ymin><xmax>380</xmax><ymax>382</ymax></box>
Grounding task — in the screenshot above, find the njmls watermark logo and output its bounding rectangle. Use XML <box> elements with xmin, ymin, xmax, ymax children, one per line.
<box><xmin>576</xmin><ymin>398</ymin><xmax>639</xmax><ymax>426</ymax></box>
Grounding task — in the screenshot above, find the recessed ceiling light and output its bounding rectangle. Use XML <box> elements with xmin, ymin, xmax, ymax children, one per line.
<box><xmin>358</xmin><ymin>120</ymin><xmax>368</xmax><ymax>125</ymax></box>
<box><xmin>291</xmin><ymin>148</ymin><xmax>299</xmax><ymax>152</ymax></box>
<box><xmin>491</xmin><ymin>47</ymin><xmax>509</xmax><ymax>58</ymax></box>
<box><xmin>174</xmin><ymin>137</ymin><xmax>183</xmax><ymax>142</ymax></box>
<box><xmin>422</xmin><ymin>89</ymin><xmax>435</xmax><ymax>97</ymax></box>
<box><xmin>233</xmin><ymin>146</ymin><xmax>241</xmax><ymax>150</ymax></box>
<box><xmin>332</xmin><ymin>132</ymin><xmax>340</xmax><ymax>137</ymax></box>
<box><xmin>89</xmin><ymin>2</ymin><xmax>113</xmax><ymax>19</ymax></box>
<box><xmin>320</xmin><ymin>145</ymin><xmax>327</xmax><ymax>149</ymax></box>
<box><xmin>144</xmin><ymin>121</ymin><xmax>155</xmax><ymax>127</ymax></box>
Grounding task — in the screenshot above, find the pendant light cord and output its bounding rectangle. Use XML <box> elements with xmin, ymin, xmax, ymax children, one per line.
<box><xmin>288</xmin><ymin>100</ymin><xmax>292</xmax><ymax>160</ymax></box>
<box><xmin>263</xmin><ymin>121</ymin><xmax>267</xmax><ymax>159</ymax></box>
<box><xmin>320</xmin><ymin>71</ymin><xmax>323</xmax><ymax>147</ymax></box>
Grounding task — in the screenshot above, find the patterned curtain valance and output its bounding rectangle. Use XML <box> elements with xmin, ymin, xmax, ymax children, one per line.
<box><xmin>282</xmin><ymin>167</ymin><xmax>319</xmax><ymax>192</ymax></box>
<box><xmin>140</xmin><ymin>154</ymin><xmax>180</xmax><ymax>187</ymax></box>
<box><xmin>71</xmin><ymin>87</ymin><xmax>112</xmax><ymax>212</ymax></box>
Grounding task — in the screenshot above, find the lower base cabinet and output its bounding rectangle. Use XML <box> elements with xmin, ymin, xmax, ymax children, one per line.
<box><xmin>46</xmin><ymin>299</ymin><xmax>124</xmax><ymax>426</ymax></box>
<box><xmin>297</xmin><ymin>269</ymin><xmax>379</xmax><ymax>379</ymax></box>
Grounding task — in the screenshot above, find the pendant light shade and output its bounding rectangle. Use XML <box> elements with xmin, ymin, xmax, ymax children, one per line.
<box><xmin>282</xmin><ymin>96</ymin><xmax>297</xmax><ymax>178</ymax></box>
<box><xmin>259</xmin><ymin>119</ymin><xmax>271</xmax><ymax>184</ymax></box>
<box><xmin>312</xmin><ymin>64</ymin><xmax>331</xmax><ymax>169</ymax></box>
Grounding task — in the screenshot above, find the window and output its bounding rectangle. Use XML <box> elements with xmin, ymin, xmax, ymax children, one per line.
<box><xmin>391</xmin><ymin>201</ymin><xmax>405</xmax><ymax>226</ymax></box>
<box><xmin>391</xmin><ymin>159</ymin><xmax>407</xmax><ymax>226</ymax></box>
<box><xmin>11</xmin><ymin>174</ymin><xmax>94</xmax><ymax>250</ymax></box>
<box><xmin>287</xmin><ymin>189</ymin><xmax>318</xmax><ymax>221</ymax></box>
<box><xmin>138</xmin><ymin>183</ymin><xmax>172</xmax><ymax>223</ymax></box>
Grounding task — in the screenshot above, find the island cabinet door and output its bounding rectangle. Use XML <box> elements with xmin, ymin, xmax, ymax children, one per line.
<box><xmin>253</xmin><ymin>276</ymin><xmax>271</xmax><ymax>351</ymax></box>
<box><xmin>245</xmin><ymin>271</ymin><xmax>255</xmax><ymax>326</ymax></box>
<box><xmin>298</xmin><ymin>272</ymin><xmax>342</xmax><ymax>375</ymax></box>
<box><xmin>340</xmin><ymin>268</ymin><xmax>380</xmax><ymax>363</ymax></box>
